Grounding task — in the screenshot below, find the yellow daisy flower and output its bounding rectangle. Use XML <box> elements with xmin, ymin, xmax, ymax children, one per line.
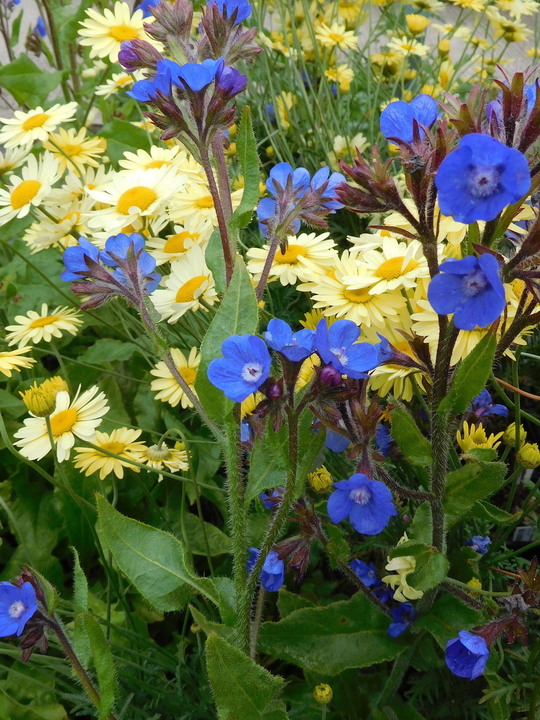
<box><xmin>496</xmin><ymin>0</ymin><xmax>538</xmax><ymax>18</ymax></box>
<box><xmin>168</xmin><ymin>178</ymin><xmax>242</xmax><ymax>226</ymax></box>
<box><xmin>315</xmin><ymin>21</ymin><xmax>358</xmax><ymax>50</ymax></box>
<box><xmin>0</xmin><ymin>102</ymin><xmax>78</xmax><ymax>149</ymax></box>
<box><xmin>5</xmin><ymin>303</ymin><xmax>83</xmax><ymax>348</ymax></box>
<box><xmin>451</xmin><ymin>0</ymin><xmax>486</xmax><ymax>9</ymax></box>
<box><xmin>240</xmin><ymin>391</ymin><xmax>264</xmax><ymax>418</ymax></box>
<box><xmin>22</xmin><ymin>196</ymin><xmax>93</xmax><ymax>254</ymax></box>
<box><xmin>246</xmin><ymin>232</ymin><xmax>337</xmax><ymax>286</ymax></box>
<box><xmin>149</xmin><ymin>347</ymin><xmax>200</xmax><ymax>409</ymax></box>
<box><xmin>95</xmin><ymin>70</ymin><xmax>143</xmax><ymax>98</ymax></box>
<box><xmin>405</xmin><ymin>14</ymin><xmax>431</xmax><ymax>35</ymax></box>
<box><xmin>0</xmin><ymin>347</ymin><xmax>35</xmax><ymax>377</ymax></box>
<box><xmin>146</xmin><ymin>215</ymin><xmax>213</xmax><ymax>266</ymax></box>
<box><xmin>335</xmin><ymin>0</ymin><xmax>365</xmax><ymax>25</ymax></box>
<box><xmin>14</xmin><ymin>386</ymin><xmax>109</xmax><ymax>462</ymax></box>
<box><xmin>275</xmin><ymin>91</ymin><xmax>296</xmax><ymax>131</ymax></box>
<box><xmin>19</xmin><ymin>376</ymin><xmax>68</xmax><ymax>416</ymax></box>
<box><xmin>324</xmin><ymin>64</ymin><xmax>355</xmax><ymax>93</ymax></box>
<box><xmin>387</xmin><ymin>35</ymin><xmax>430</xmax><ymax>57</ymax></box>
<box><xmin>0</xmin><ymin>146</ymin><xmax>30</xmax><ymax>177</ymax></box>
<box><xmin>74</xmin><ymin>427</ymin><xmax>147</xmax><ymax>479</ymax></box>
<box><xmin>43</xmin><ymin>127</ymin><xmax>107</xmax><ymax>174</ymax></box>
<box><xmin>118</xmin><ymin>146</ymin><xmax>202</xmax><ymax>176</ymax></box>
<box><xmin>456</xmin><ymin>421</ymin><xmax>503</xmax><ymax>453</ymax></box>
<box><xmin>0</xmin><ymin>152</ymin><xmax>60</xmax><ymax>224</ymax></box>
<box><xmin>152</xmin><ymin>247</ymin><xmax>217</xmax><ymax>323</ymax></box>
<box><xmin>488</xmin><ymin>9</ymin><xmax>531</xmax><ymax>42</ymax></box>
<box><xmin>382</xmin><ymin>534</ymin><xmax>424</xmax><ymax>602</ymax></box>
<box><xmin>299</xmin><ymin>308</ymin><xmax>336</xmax><ymax>330</ymax></box>
<box><xmin>78</xmin><ymin>1</ymin><xmax>154</xmax><ymax>63</ymax></box>
<box><xmin>142</xmin><ymin>442</ymin><xmax>189</xmax><ymax>480</ymax></box>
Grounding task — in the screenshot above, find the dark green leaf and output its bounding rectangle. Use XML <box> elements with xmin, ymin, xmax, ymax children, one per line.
<box><xmin>444</xmin><ymin>461</ymin><xmax>507</xmax><ymax>522</ymax></box>
<box><xmin>473</xmin><ymin>500</ymin><xmax>517</xmax><ymax>525</ymax></box>
<box><xmin>80</xmin><ymin>339</ymin><xmax>139</xmax><ymax>364</ymax></box>
<box><xmin>390</xmin><ymin>405</ymin><xmax>431</xmax><ymax>467</ymax></box>
<box><xmin>408</xmin><ymin>503</ymin><xmax>432</xmax><ymax>545</ymax></box>
<box><xmin>408</xmin><ymin>550</ymin><xmax>449</xmax><ymax>592</ymax></box>
<box><xmin>0</xmin><ymin>389</ymin><xmax>25</xmax><ymax>418</ymax></box>
<box><xmin>83</xmin><ymin>615</ymin><xmax>117</xmax><ymax>720</ymax></box>
<box><xmin>205</xmin><ymin>228</ymin><xmax>227</xmax><ymax>293</ymax></box>
<box><xmin>190</xmin><ymin>605</ymin><xmax>233</xmax><ymax>640</ymax></box>
<box><xmin>229</xmin><ymin>106</ymin><xmax>260</xmax><ymax>231</ymax></box>
<box><xmin>99</xmin><ymin>119</ymin><xmax>151</xmax><ymax>163</ymax></box>
<box><xmin>9</xmin><ymin>11</ymin><xmax>23</xmax><ymax>48</ymax></box>
<box><xmin>438</xmin><ymin>334</ymin><xmax>497</xmax><ymax>414</ymax></box>
<box><xmin>0</xmin><ymin>56</ymin><xmax>63</xmax><ymax>106</ymax></box>
<box><xmin>415</xmin><ymin>594</ymin><xmax>483</xmax><ymax>648</ymax></box>
<box><xmin>183</xmin><ymin>512</ymin><xmax>231</xmax><ymax>556</ymax></box>
<box><xmin>246</xmin><ymin>423</ymin><xmax>288</xmax><ymax>503</ymax></box>
<box><xmin>277</xmin><ymin>589</ymin><xmax>315</xmax><ymax>619</ymax></box>
<box><xmin>72</xmin><ymin>548</ymin><xmax>91</xmax><ymax>669</ymax></box>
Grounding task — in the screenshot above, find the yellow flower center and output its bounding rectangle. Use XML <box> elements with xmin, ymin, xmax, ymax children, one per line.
<box><xmin>10</xmin><ymin>180</ymin><xmax>42</xmax><ymax>209</ymax></box>
<box><xmin>328</xmin><ymin>31</ymin><xmax>346</xmax><ymax>43</ymax></box>
<box><xmin>109</xmin><ymin>25</ymin><xmax>139</xmax><ymax>42</ymax></box>
<box><xmin>343</xmin><ymin>287</ymin><xmax>372</xmax><ymax>303</ymax></box>
<box><xmin>100</xmin><ymin>441</ymin><xmax>126</xmax><ymax>455</ymax></box>
<box><xmin>116</xmin><ymin>76</ymin><xmax>133</xmax><ymax>86</ymax></box>
<box><xmin>60</xmin><ymin>211</ymin><xmax>81</xmax><ymax>225</ymax></box>
<box><xmin>175</xmin><ymin>275</ymin><xmax>208</xmax><ymax>303</ymax></box>
<box><xmin>179</xmin><ymin>366</ymin><xmax>197</xmax><ymax>384</ymax></box>
<box><xmin>146</xmin><ymin>160</ymin><xmax>168</xmax><ymax>168</ymax></box>
<box><xmin>22</xmin><ymin>113</ymin><xmax>49</xmax><ymax>131</ymax></box>
<box><xmin>116</xmin><ymin>186</ymin><xmax>158</xmax><ymax>215</ymax></box>
<box><xmin>50</xmin><ymin>408</ymin><xmax>78</xmax><ymax>436</ymax></box>
<box><xmin>195</xmin><ymin>195</ymin><xmax>214</xmax><ymax>209</ymax></box>
<box><xmin>375</xmin><ymin>256</ymin><xmax>418</xmax><ymax>280</ymax></box>
<box><xmin>29</xmin><ymin>314</ymin><xmax>59</xmax><ymax>328</ymax></box>
<box><xmin>61</xmin><ymin>143</ymin><xmax>84</xmax><ymax>157</ymax></box>
<box><xmin>274</xmin><ymin>244</ymin><xmax>307</xmax><ymax>265</ymax></box>
<box><xmin>164</xmin><ymin>231</ymin><xmax>198</xmax><ymax>253</ymax></box>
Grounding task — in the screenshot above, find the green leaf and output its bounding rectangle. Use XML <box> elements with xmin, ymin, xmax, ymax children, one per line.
<box><xmin>444</xmin><ymin>461</ymin><xmax>507</xmax><ymax>523</ymax></box>
<box><xmin>408</xmin><ymin>550</ymin><xmax>449</xmax><ymax>592</ymax></box>
<box><xmin>9</xmin><ymin>10</ymin><xmax>23</xmax><ymax>48</ymax></box>
<box><xmin>473</xmin><ymin>500</ymin><xmax>517</xmax><ymax>525</ymax></box>
<box><xmin>206</xmin><ymin>633</ymin><xmax>286</xmax><ymax>720</ymax></box>
<box><xmin>462</xmin><ymin>447</ymin><xmax>498</xmax><ymax>462</ymax></box>
<box><xmin>277</xmin><ymin>589</ymin><xmax>315</xmax><ymax>619</ymax></box>
<box><xmin>229</xmin><ymin>106</ymin><xmax>260</xmax><ymax>231</ymax></box>
<box><xmin>295</xmin><ymin>408</ymin><xmax>324</xmax><ymax>494</ymax></box>
<box><xmin>390</xmin><ymin>405</ymin><xmax>432</xmax><ymax>467</ymax></box>
<box><xmin>80</xmin><ymin>339</ymin><xmax>139</xmax><ymax>365</ymax></box>
<box><xmin>83</xmin><ymin>615</ymin><xmax>117</xmax><ymax>720</ymax></box>
<box><xmin>72</xmin><ymin>548</ymin><xmax>91</xmax><ymax>669</ymax></box>
<box><xmin>415</xmin><ymin>594</ymin><xmax>483</xmax><ymax>648</ymax></box>
<box><xmin>408</xmin><ymin>503</ymin><xmax>432</xmax><ymax>545</ymax></box>
<box><xmin>190</xmin><ymin>605</ymin><xmax>234</xmax><ymax>640</ymax></box>
<box><xmin>246</xmin><ymin>423</ymin><xmax>288</xmax><ymax>503</ymax></box>
<box><xmin>258</xmin><ymin>594</ymin><xmax>404</xmax><ymax>675</ymax></box>
<box><xmin>99</xmin><ymin>119</ymin><xmax>151</xmax><ymax>164</ymax></box>
<box><xmin>96</xmin><ymin>494</ymin><xmax>218</xmax><ymax>611</ymax></box>
<box><xmin>438</xmin><ymin>333</ymin><xmax>496</xmax><ymax>414</ymax></box>
<box><xmin>0</xmin><ymin>56</ymin><xmax>63</xmax><ymax>106</ymax></box>
<box><xmin>205</xmin><ymin>228</ymin><xmax>227</xmax><ymax>293</ymax></box>
<box><xmin>183</xmin><ymin>512</ymin><xmax>231</xmax><ymax>556</ymax></box>
<box><xmin>0</xmin><ymin>389</ymin><xmax>25</xmax><ymax>418</ymax></box>
<box><xmin>195</xmin><ymin>257</ymin><xmax>258</xmax><ymax>423</ymax></box>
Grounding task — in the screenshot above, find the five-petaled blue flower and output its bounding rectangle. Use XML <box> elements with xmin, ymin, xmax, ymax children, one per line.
<box><xmin>470</xmin><ymin>389</ymin><xmax>508</xmax><ymax>419</ymax></box>
<box><xmin>209</xmin><ymin>0</ymin><xmax>252</xmax><ymax>23</ymax></box>
<box><xmin>380</xmin><ymin>94</ymin><xmax>438</xmax><ymax>143</ymax></box>
<box><xmin>315</xmin><ymin>319</ymin><xmax>379</xmax><ymax>379</ymax></box>
<box><xmin>445</xmin><ymin>631</ymin><xmax>489</xmax><ymax>680</ymax></box>
<box><xmin>325</xmin><ymin>428</ymin><xmax>350</xmax><ymax>453</ymax></box>
<box><xmin>127</xmin><ymin>58</ymin><xmax>173</xmax><ymax>102</ymax></box>
<box><xmin>247</xmin><ymin>548</ymin><xmax>285</xmax><ymax>592</ymax></box>
<box><xmin>0</xmin><ymin>582</ymin><xmax>38</xmax><ymax>637</ymax></box>
<box><xmin>350</xmin><ymin>560</ymin><xmax>378</xmax><ymax>587</ymax></box>
<box><xmin>264</xmin><ymin>319</ymin><xmax>315</xmax><ymax>362</ymax></box>
<box><xmin>61</xmin><ymin>237</ymin><xmax>102</xmax><ymax>282</ymax></box>
<box><xmin>259</xmin><ymin>487</ymin><xmax>283</xmax><ymax>509</ymax></box>
<box><xmin>103</xmin><ymin>232</ymin><xmax>161</xmax><ymax>293</ymax></box>
<box><xmin>435</xmin><ymin>133</ymin><xmax>531</xmax><ymax>224</ymax></box>
<box><xmin>465</xmin><ymin>536</ymin><xmax>491</xmax><ymax>554</ymax></box>
<box><xmin>376</xmin><ymin>424</ymin><xmax>393</xmax><ymax>457</ymax></box>
<box><xmin>387</xmin><ymin>602</ymin><xmax>416</xmax><ymax>638</ymax></box>
<box><xmin>208</xmin><ymin>335</ymin><xmax>272</xmax><ymax>402</ymax></box>
<box><xmin>171</xmin><ymin>58</ymin><xmax>224</xmax><ymax>93</ymax></box>
<box><xmin>327</xmin><ymin>473</ymin><xmax>397</xmax><ymax>535</ymax></box>
<box><xmin>427</xmin><ymin>254</ymin><xmax>506</xmax><ymax>331</ymax></box>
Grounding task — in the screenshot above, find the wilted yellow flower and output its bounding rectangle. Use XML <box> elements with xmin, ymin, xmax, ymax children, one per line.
<box><xmin>313</xmin><ymin>684</ymin><xmax>333</xmax><ymax>704</ymax></box>
<box><xmin>308</xmin><ymin>466</ymin><xmax>334</xmax><ymax>493</ymax></box>
<box><xmin>517</xmin><ymin>443</ymin><xmax>540</xmax><ymax>469</ymax></box>
<box><xmin>324</xmin><ymin>64</ymin><xmax>354</xmax><ymax>93</ymax></box>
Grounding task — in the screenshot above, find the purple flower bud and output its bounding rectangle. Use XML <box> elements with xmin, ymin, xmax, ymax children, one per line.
<box><xmin>118</xmin><ymin>38</ymin><xmax>163</xmax><ymax>72</ymax></box>
<box><xmin>319</xmin><ymin>364</ymin><xmax>343</xmax><ymax>387</ymax></box>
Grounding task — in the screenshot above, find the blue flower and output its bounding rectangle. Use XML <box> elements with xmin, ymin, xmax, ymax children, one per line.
<box><xmin>0</xmin><ymin>582</ymin><xmax>37</xmax><ymax>637</ymax></box>
<box><xmin>209</xmin><ymin>0</ymin><xmax>252</xmax><ymax>23</ymax></box>
<box><xmin>380</xmin><ymin>94</ymin><xmax>438</xmax><ymax>143</ymax></box>
<box><xmin>263</xmin><ymin>319</ymin><xmax>315</xmax><ymax>362</ymax></box>
<box><xmin>465</xmin><ymin>536</ymin><xmax>491</xmax><ymax>554</ymax></box>
<box><xmin>247</xmin><ymin>548</ymin><xmax>285</xmax><ymax>592</ymax></box>
<box><xmin>259</xmin><ymin>487</ymin><xmax>283</xmax><ymax>509</ymax></box>
<box><xmin>324</xmin><ymin>429</ymin><xmax>350</xmax><ymax>453</ymax></box>
<box><xmin>310</xmin><ymin>167</ymin><xmax>346</xmax><ymax>211</ymax></box>
<box><xmin>61</xmin><ymin>237</ymin><xmax>102</xmax><ymax>281</ymax></box>
<box><xmin>35</xmin><ymin>17</ymin><xmax>46</xmax><ymax>37</ymax></box>
<box><xmin>435</xmin><ymin>134</ymin><xmax>531</xmax><ymax>224</ymax></box>
<box><xmin>315</xmin><ymin>319</ymin><xmax>379</xmax><ymax>379</ymax></box>
<box><xmin>445</xmin><ymin>631</ymin><xmax>489</xmax><ymax>680</ymax></box>
<box><xmin>387</xmin><ymin>602</ymin><xmax>416</xmax><ymax>638</ymax></box>
<box><xmin>240</xmin><ymin>420</ymin><xmax>252</xmax><ymax>443</ymax></box>
<box><xmin>376</xmin><ymin>424</ymin><xmax>393</xmax><ymax>457</ymax></box>
<box><xmin>103</xmin><ymin>233</ymin><xmax>160</xmax><ymax>293</ymax></box>
<box><xmin>350</xmin><ymin>560</ymin><xmax>378</xmax><ymax>587</ymax></box>
<box><xmin>470</xmin><ymin>389</ymin><xmax>508</xmax><ymax>419</ymax></box>
<box><xmin>171</xmin><ymin>58</ymin><xmax>224</xmax><ymax>92</ymax></box>
<box><xmin>215</xmin><ymin>65</ymin><xmax>247</xmax><ymax>99</ymax></box>
<box><xmin>427</xmin><ymin>254</ymin><xmax>506</xmax><ymax>331</ymax></box>
<box><xmin>327</xmin><ymin>473</ymin><xmax>397</xmax><ymax>535</ymax></box>
<box><xmin>136</xmin><ymin>0</ymin><xmax>161</xmax><ymax>17</ymax></box>
<box><xmin>208</xmin><ymin>335</ymin><xmax>272</xmax><ymax>402</ymax></box>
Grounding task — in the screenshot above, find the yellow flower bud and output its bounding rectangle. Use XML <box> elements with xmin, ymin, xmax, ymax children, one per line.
<box><xmin>404</xmin><ymin>68</ymin><xmax>417</xmax><ymax>81</ymax></box>
<box><xmin>313</xmin><ymin>684</ymin><xmax>333</xmax><ymax>704</ymax></box>
<box><xmin>20</xmin><ymin>376</ymin><xmax>68</xmax><ymax>417</ymax></box>
<box><xmin>265</xmin><ymin>145</ymin><xmax>275</xmax><ymax>158</ymax></box>
<box><xmin>438</xmin><ymin>38</ymin><xmax>451</xmax><ymax>57</ymax></box>
<box><xmin>308</xmin><ymin>466</ymin><xmax>333</xmax><ymax>493</ymax></box>
<box><xmin>224</xmin><ymin>141</ymin><xmax>236</xmax><ymax>157</ymax></box>
<box><xmin>517</xmin><ymin>442</ymin><xmax>540</xmax><ymax>469</ymax></box>
<box><xmin>405</xmin><ymin>13</ymin><xmax>430</xmax><ymax>35</ymax></box>
<box><xmin>228</xmin><ymin>123</ymin><xmax>237</xmax><ymax>138</ymax></box>
<box><xmin>503</xmin><ymin>422</ymin><xmax>527</xmax><ymax>448</ymax></box>
<box><xmin>467</xmin><ymin>577</ymin><xmax>482</xmax><ymax>590</ymax></box>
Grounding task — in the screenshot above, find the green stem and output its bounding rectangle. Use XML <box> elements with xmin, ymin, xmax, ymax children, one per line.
<box><xmin>40</xmin><ymin>0</ymin><xmax>72</xmax><ymax>101</ymax></box>
<box><xmin>528</xmin><ymin>674</ymin><xmax>540</xmax><ymax>720</ymax></box>
<box><xmin>445</xmin><ymin>577</ymin><xmax>511</xmax><ymax>598</ymax></box>
<box><xmin>374</xmin><ymin>635</ymin><xmax>421</xmax><ymax>712</ymax></box>
<box><xmin>249</xmin><ymin>586</ymin><xmax>266</xmax><ymax>660</ymax></box>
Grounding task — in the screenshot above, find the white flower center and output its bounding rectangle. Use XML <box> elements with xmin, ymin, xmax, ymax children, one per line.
<box><xmin>467</xmin><ymin>164</ymin><xmax>501</xmax><ymax>198</ymax></box>
<box><xmin>349</xmin><ymin>486</ymin><xmax>372</xmax><ymax>505</ymax></box>
<box><xmin>330</xmin><ymin>346</ymin><xmax>348</xmax><ymax>365</ymax></box>
<box><xmin>9</xmin><ymin>600</ymin><xmax>26</xmax><ymax>619</ymax></box>
<box><xmin>462</xmin><ymin>270</ymin><xmax>488</xmax><ymax>297</ymax></box>
<box><xmin>241</xmin><ymin>363</ymin><xmax>263</xmax><ymax>384</ymax></box>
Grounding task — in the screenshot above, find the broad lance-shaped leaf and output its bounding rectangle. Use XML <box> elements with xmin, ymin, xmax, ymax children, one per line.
<box><xmin>195</xmin><ymin>257</ymin><xmax>258</xmax><ymax>423</ymax></box>
<box><xmin>444</xmin><ymin>461</ymin><xmax>507</xmax><ymax>524</ymax></box>
<box><xmin>206</xmin><ymin>633</ymin><xmax>288</xmax><ymax>720</ymax></box>
<box><xmin>438</xmin><ymin>333</ymin><xmax>496</xmax><ymax>414</ymax></box>
<box><xmin>415</xmin><ymin>594</ymin><xmax>483</xmax><ymax>648</ymax></box>
<box><xmin>258</xmin><ymin>593</ymin><xmax>405</xmax><ymax>675</ymax></box>
<box><xmin>229</xmin><ymin>106</ymin><xmax>260</xmax><ymax>232</ymax></box>
<box><xmin>390</xmin><ymin>404</ymin><xmax>432</xmax><ymax>468</ymax></box>
<box><xmin>83</xmin><ymin>615</ymin><xmax>117</xmax><ymax>720</ymax></box>
<box><xmin>72</xmin><ymin>548</ymin><xmax>91</xmax><ymax>669</ymax></box>
<box><xmin>96</xmin><ymin>495</ymin><xmax>219</xmax><ymax>611</ymax></box>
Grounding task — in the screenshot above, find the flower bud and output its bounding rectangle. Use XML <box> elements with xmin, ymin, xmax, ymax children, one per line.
<box><xmin>20</xmin><ymin>377</ymin><xmax>68</xmax><ymax>417</ymax></box>
<box><xmin>118</xmin><ymin>38</ymin><xmax>163</xmax><ymax>72</ymax></box>
<box><xmin>503</xmin><ymin>422</ymin><xmax>526</xmax><ymax>447</ymax></box>
<box><xmin>319</xmin><ymin>364</ymin><xmax>343</xmax><ymax>387</ymax></box>
<box><xmin>313</xmin><ymin>684</ymin><xmax>333</xmax><ymax>704</ymax></box>
<box><xmin>307</xmin><ymin>465</ymin><xmax>333</xmax><ymax>493</ymax></box>
<box><xmin>405</xmin><ymin>14</ymin><xmax>430</xmax><ymax>35</ymax></box>
<box><xmin>517</xmin><ymin>442</ymin><xmax>540</xmax><ymax>469</ymax></box>
<box><xmin>438</xmin><ymin>38</ymin><xmax>451</xmax><ymax>57</ymax></box>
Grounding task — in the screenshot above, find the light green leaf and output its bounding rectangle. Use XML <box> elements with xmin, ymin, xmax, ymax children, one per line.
<box><xmin>0</xmin><ymin>56</ymin><xmax>63</xmax><ymax>106</ymax></box>
<box><xmin>72</xmin><ymin>548</ymin><xmax>91</xmax><ymax>669</ymax></box>
<box><xmin>408</xmin><ymin>550</ymin><xmax>449</xmax><ymax>592</ymax></box>
<box><xmin>390</xmin><ymin>405</ymin><xmax>432</xmax><ymax>467</ymax></box>
<box><xmin>195</xmin><ymin>257</ymin><xmax>258</xmax><ymax>423</ymax></box>
<box><xmin>438</xmin><ymin>333</ymin><xmax>496</xmax><ymax>415</ymax></box>
<box><xmin>0</xmin><ymin>389</ymin><xmax>25</xmax><ymax>418</ymax></box>
<box><xmin>472</xmin><ymin>500</ymin><xmax>517</xmax><ymax>525</ymax></box>
<box><xmin>80</xmin><ymin>339</ymin><xmax>139</xmax><ymax>365</ymax></box>
<box><xmin>83</xmin><ymin>615</ymin><xmax>117</xmax><ymax>720</ymax></box>
<box><xmin>229</xmin><ymin>106</ymin><xmax>260</xmax><ymax>231</ymax></box>
<box><xmin>205</xmin><ymin>228</ymin><xmax>227</xmax><ymax>293</ymax></box>
<box><xmin>277</xmin><ymin>590</ymin><xmax>315</xmax><ymax>619</ymax></box>
<box><xmin>183</xmin><ymin>512</ymin><xmax>231</xmax><ymax>556</ymax></box>
<box><xmin>444</xmin><ymin>461</ymin><xmax>507</xmax><ymax>522</ymax></box>
<box><xmin>415</xmin><ymin>594</ymin><xmax>483</xmax><ymax>648</ymax></box>
<box><xmin>408</xmin><ymin>503</ymin><xmax>432</xmax><ymax>545</ymax></box>
<box><xmin>246</xmin><ymin>423</ymin><xmax>288</xmax><ymax>503</ymax></box>
<box><xmin>206</xmin><ymin>633</ymin><xmax>287</xmax><ymax>720</ymax></box>
<box><xmin>258</xmin><ymin>594</ymin><xmax>404</xmax><ymax>675</ymax></box>
<box><xmin>99</xmin><ymin>119</ymin><xmax>151</xmax><ymax>163</ymax></box>
<box><xmin>190</xmin><ymin>605</ymin><xmax>233</xmax><ymax>640</ymax></box>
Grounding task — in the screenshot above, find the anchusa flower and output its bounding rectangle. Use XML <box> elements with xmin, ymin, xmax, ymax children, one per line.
<box><xmin>375</xmin><ymin>424</ymin><xmax>393</xmax><ymax>457</ymax></box>
<box><xmin>0</xmin><ymin>581</ymin><xmax>38</xmax><ymax>637</ymax></box>
<box><xmin>350</xmin><ymin>560</ymin><xmax>378</xmax><ymax>588</ymax></box>
<box><xmin>427</xmin><ymin>254</ymin><xmax>506</xmax><ymax>331</ymax></box>
<box><xmin>324</xmin><ymin>428</ymin><xmax>350</xmax><ymax>452</ymax></box>
<box><xmin>387</xmin><ymin>602</ymin><xmax>416</xmax><ymax>638</ymax></box>
<box><xmin>200</xmin><ymin>0</ymin><xmax>260</xmax><ymax>65</ymax></box>
<box><xmin>465</xmin><ymin>536</ymin><xmax>491</xmax><ymax>554</ymax></box>
<box><xmin>380</xmin><ymin>94</ymin><xmax>438</xmax><ymax>144</ymax></box>
<box><xmin>118</xmin><ymin>38</ymin><xmax>163</xmax><ymax>72</ymax></box>
<box><xmin>263</xmin><ymin>319</ymin><xmax>315</xmax><ymax>362</ymax></box>
<box><xmin>445</xmin><ymin>631</ymin><xmax>490</xmax><ymax>680</ymax></box>
<box><xmin>435</xmin><ymin>134</ymin><xmax>530</xmax><ymax>224</ymax></box>
<box><xmin>208</xmin><ymin>0</ymin><xmax>251</xmax><ymax>24</ymax></box>
<box><xmin>207</xmin><ymin>335</ymin><xmax>272</xmax><ymax>402</ymax></box>
<box><xmin>327</xmin><ymin>473</ymin><xmax>397</xmax><ymax>535</ymax></box>
<box><xmin>469</xmin><ymin>389</ymin><xmax>508</xmax><ymax>419</ymax></box>
<box><xmin>247</xmin><ymin>548</ymin><xmax>285</xmax><ymax>592</ymax></box>
<box><xmin>315</xmin><ymin>319</ymin><xmax>379</xmax><ymax>380</ymax></box>
<box><xmin>259</xmin><ymin>487</ymin><xmax>283</xmax><ymax>509</ymax></box>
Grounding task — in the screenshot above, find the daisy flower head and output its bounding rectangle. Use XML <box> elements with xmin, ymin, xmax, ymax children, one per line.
<box><xmin>146</xmin><ymin>216</ymin><xmax>214</xmax><ymax>265</ymax></box>
<box><xmin>22</xmin><ymin>196</ymin><xmax>93</xmax><ymax>254</ymax></box>
<box><xmin>387</xmin><ymin>35</ymin><xmax>430</xmax><ymax>58</ymax></box>
<box><xmin>78</xmin><ymin>2</ymin><xmax>154</xmax><ymax>63</ymax></box>
<box><xmin>142</xmin><ymin>442</ymin><xmax>189</xmax><ymax>480</ymax></box>
<box><xmin>0</xmin><ymin>102</ymin><xmax>78</xmax><ymax>149</ymax></box>
<box><xmin>43</xmin><ymin>127</ymin><xmax>107</xmax><ymax>174</ymax></box>
<box><xmin>168</xmin><ymin>178</ymin><xmax>243</xmax><ymax>226</ymax></box>
<box><xmin>95</xmin><ymin>70</ymin><xmax>143</xmax><ymax>98</ymax></box>
<box><xmin>5</xmin><ymin>304</ymin><xmax>83</xmax><ymax>348</ymax></box>
<box><xmin>118</xmin><ymin>145</ymin><xmax>198</xmax><ymax>174</ymax></box>
<box><xmin>247</xmin><ymin>232</ymin><xmax>337</xmax><ymax>286</ymax></box>
<box><xmin>74</xmin><ymin>427</ymin><xmax>147</xmax><ymax>479</ymax></box>
<box><xmin>0</xmin><ymin>146</ymin><xmax>30</xmax><ymax>178</ymax></box>
<box><xmin>315</xmin><ymin>21</ymin><xmax>358</xmax><ymax>51</ymax></box>
<box><xmin>324</xmin><ymin>64</ymin><xmax>355</xmax><ymax>93</ymax></box>
<box><xmin>0</xmin><ymin>347</ymin><xmax>35</xmax><ymax>377</ymax></box>
<box><xmin>19</xmin><ymin>376</ymin><xmax>68</xmax><ymax>417</ymax></box>
<box><xmin>456</xmin><ymin>421</ymin><xmax>503</xmax><ymax>453</ymax></box>
<box><xmin>151</xmin><ymin>246</ymin><xmax>217</xmax><ymax>323</ymax></box>
<box><xmin>496</xmin><ymin>0</ymin><xmax>539</xmax><ymax>18</ymax></box>
<box><xmin>14</xmin><ymin>385</ymin><xmax>109</xmax><ymax>462</ymax></box>
<box><xmin>150</xmin><ymin>347</ymin><xmax>200</xmax><ymax>409</ymax></box>
<box><xmin>0</xmin><ymin>152</ymin><xmax>60</xmax><ymax>225</ymax></box>
<box><xmin>451</xmin><ymin>0</ymin><xmax>486</xmax><ymax>9</ymax></box>
<box><xmin>349</xmin><ymin>237</ymin><xmax>429</xmax><ymax>294</ymax></box>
